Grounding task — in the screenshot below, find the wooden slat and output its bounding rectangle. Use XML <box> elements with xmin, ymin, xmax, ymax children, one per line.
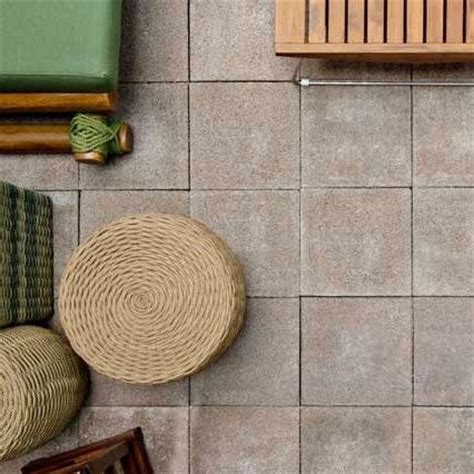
<box><xmin>387</xmin><ymin>0</ymin><xmax>405</xmax><ymax>43</ymax></box>
<box><xmin>467</xmin><ymin>0</ymin><xmax>474</xmax><ymax>42</ymax></box>
<box><xmin>446</xmin><ymin>0</ymin><xmax>464</xmax><ymax>42</ymax></box>
<box><xmin>407</xmin><ymin>0</ymin><xmax>424</xmax><ymax>43</ymax></box>
<box><xmin>328</xmin><ymin>0</ymin><xmax>346</xmax><ymax>43</ymax></box>
<box><xmin>309</xmin><ymin>0</ymin><xmax>327</xmax><ymax>43</ymax></box>
<box><xmin>275</xmin><ymin>0</ymin><xmax>306</xmax><ymax>44</ymax></box>
<box><xmin>426</xmin><ymin>0</ymin><xmax>444</xmax><ymax>42</ymax></box>
<box><xmin>367</xmin><ymin>0</ymin><xmax>385</xmax><ymax>42</ymax></box>
<box><xmin>348</xmin><ymin>0</ymin><xmax>365</xmax><ymax>42</ymax></box>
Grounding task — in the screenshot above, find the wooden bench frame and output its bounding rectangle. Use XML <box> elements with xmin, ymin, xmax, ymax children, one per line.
<box><xmin>276</xmin><ymin>0</ymin><xmax>474</xmax><ymax>62</ymax></box>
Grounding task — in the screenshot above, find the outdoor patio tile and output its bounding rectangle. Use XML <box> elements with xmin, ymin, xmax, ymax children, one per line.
<box><xmin>46</xmin><ymin>191</ymin><xmax>78</xmax><ymax>296</ymax></box>
<box><xmin>191</xmin><ymin>298</ymin><xmax>299</xmax><ymax>406</ymax></box>
<box><xmin>413</xmin><ymin>63</ymin><xmax>474</xmax><ymax>81</ymax></box>
<box><xmin>301</xmin><ymin>189</ymin><xmax>411</xmax><ymax>295</ymax></box>
<box><xmin>79</xmin><ymin>407</ymin><xmax>188</xmax><ymax>473</ymax></box>
<box><xmin>414</xmin><ymin>298</ymin><xmax>474</xmax><ymax>406</ymax></box>
<box><xmin>191</xmin><ymin>191</ymin><xmax>300</xmax><ymax>296</ymax></box>
<box><xmin>120</xmin><ymin>0</ymin><xmax>188</xmax><ymax>82</ymax></box>
<box><xmin>413</xmin><ymin>87</ymin><xmax>474</xmax><ymax>186</ymax></box>
<box><xmin>190</xmin><ymin>0</ymin><xmax>298</xmax><ymax>81</ymax></box>
<box><xmin>190</xmin><ymin>83</ymin><xmax>299</xmax><ymax>189</ymax></box>
<box><xmin>302</xmin><ymin>86</ymin><xmax>411</xmax><ymax>187</ymax></box>
<box><xmin>80</xmin><ymin>190</ymin><xmax>189</xmax><ymax>241</ymax></box>
<box><xmin>301</xmin><ymin>407</ymin><xmax>411</xmax><ymax>474</ymax></box>
<box><xmin>414</xmin><ymin>408</ymin><xmax>473</xmax><ymax>473</ymax></box>
<box><xmin>302</xmin><ymin>298</ymin><xmax>412</xmax><ymax>405</ymax></box>
<box><xmin>190</xmin><ymin>407</ymin><xmax>299</xmax><ymax>473</ymax></box>
<box><xmin>80</xmin><ymin>84</ymin><xmax>188</xmax><ymax>190</ymax></box>
<box><xmin>301</xmin><ymin>59</ymin><xmax>411</xmax><ymax>80</ymax></box>
<box><xmin>414</xmin><ymin>188</ymin><xmax>473</xmax><ymax>296</ymax></box>
<box><xmin>0</xmin><ymin>155</ymin><xmax>77</xmax><ymax>191</ymax></box>
<box><xmin>0</xmin><ymin>422</ymin><xmax>78</xmax><ymax>474</ymax></box>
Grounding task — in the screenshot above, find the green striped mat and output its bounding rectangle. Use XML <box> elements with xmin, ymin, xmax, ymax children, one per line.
<box><xmin>0</xmin><ymin>181</ymin><xmax>53</xmax><ymax>327</ymax></box>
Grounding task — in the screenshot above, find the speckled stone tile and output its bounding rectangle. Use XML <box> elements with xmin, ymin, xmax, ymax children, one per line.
<box><xmin>80</xmin><ymin>190</ymin><xmax>189</xmax><ymax>241</ymax></box>
<box><xmin>301</xmin><ymin>189</ymin><xmax>411</xmax><ymax>295</ymax></box>
<box><xmin>190</xmin><ymin>407</ymin><xmax>299</xmax><ymax>473</ymax></box>
<box><xmin>0</xmin><ymin>422</ymin><xmax>78</xmax><ymax>474</ymax></box>
<box><xmin>302</xmin><ymin>298</ymin><xmax>412</xmax><ymax>405</ymax></box>
<box><xmin>190</xmin><ymin>83</ymin><xmax>299</xmax><ymax>189</ymax></box>
<box><xmin>80</xmin><ymin>84</ymin><xmax>188</xmax><ymax>190</ymax></box>
<box><xmin>191</xmin><ymin>298</ymin><xmax>299</xmax><ymax>406</ymax></box>
<box><xmin>190</xmin><ymin>0</ymin><xmax>298</xmax><ymax>81</ymax></box>
<box><xmin>414</xmin><ymin>298</ymin><xmax>474</xmax><ymax>406</ymax></box>
<box><xmin>79</xmin><ymin>407</ymin><xmax>188</xmax><ymax>473</ymax></box>
<box><xmin>301</xmin><ymin>407</ymin><xmax>412</xmax><ymax>474</ymax></box>
<box><xmin>414</xmin><ymin>408</ymin><xmax>474</xmax><ymax>474</ymax></box>
<box><xmin>413</xmin><ymin>63</ymin><xmax>474</xmax><ymax>81</ymax></box>
<box><xmin>414</xmin><ymin>188</ymin><xmax>473</xmax><ymax>296</ymax></box>
<box><xmin>120</xmin><ymin>0</ymin><xmax>188</xmax><ymax>82</ymax></box>
<box><xmin>300</xmin><ymin>59</ymin><xmax>411</xmax><ymax>80</ymax></box>
<box><xmin>413</xmin><ymin>87</ymin><xmax>474</xmax><ymax>186</ymax></box>
<box><xmin>191</xmin><ymin>191</ymin><xmax>300</xmax><ymax>296</ymax></box>
<box><xmin>302</xmin><ymin>86</ymin><xmax>411</xmax><ymax>187</ymax></box>
<box><xmin>45</xmin><ymin>191</ymin><xmax>78</xmax><ymax>296</ymax></box>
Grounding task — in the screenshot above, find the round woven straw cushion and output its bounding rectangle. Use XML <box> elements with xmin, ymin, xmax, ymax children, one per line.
<box><xmin>59</xmin><ymin>213</ymin><xmax>246</xmax><ymax>384</ymax></box>
<box><xmin>0</xmin><ymin>326</ymin><xmax>88</xmax><ymax>461</ymax></box>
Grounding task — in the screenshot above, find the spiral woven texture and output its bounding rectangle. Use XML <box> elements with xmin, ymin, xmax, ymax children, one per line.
<box><xmin>59</xmin><ymin>214</ymin><xmax>246</xmax><ymax>384</ymax></box>
<box><xmin>0</xmin><ymin>181</ymin><xmax>53</xmax><ymax>327</ymax></box>
<box><xmin>0</xmin><ymin>326</ymin><xmax>88</xmax><ymax>461</ymax></box>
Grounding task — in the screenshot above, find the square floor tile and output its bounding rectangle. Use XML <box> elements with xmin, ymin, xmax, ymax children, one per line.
<box><xmin>301</xmin><ymin>407</ymin><xmax>411</xmax><ymax>474</ymax></box>
<box><xmin>0</xmin><ymin>422</ymin><xmax>78</xmax><ymax>474</ymax></box>
<box><xmin>80</xmin><ymin>190</ymin><xmax>189</xmax><ymax>241</ymax></box>
<box><xmin>301</xmin><ymin>189</ymin><xmax>411</xmax><ymax>295</ymax></box>
<box><xmin>191</xmin><ymin>83</ymin><xmax>299</xmax><ymax>189</ymax></box>
<box><xmin>0</xmin><ymin>156</ymin><xmax>77</xmax><ymax>191</ymax></box>
<box><xmin>191</xmin><ymin>298</ymin><xmax>299</xmax><ymax>406</ymax></box>
<box><xmin>120</xmin><ymin>0</ymin><xmax>188</xmax><ymax>81</ymax></box>
<box><xmin>80</xmin><ymin>84</ymin><xmax>188</xmax><ymax>190</ymax></box>
<box><xmin>46</xmin><ymin>192</ymin><xmax>78</xmax><ymax>296</ymax></box>
<box><xmin>191</xmin><ymin>0</ymin><xmax>298</xmax><ymax>80</ymax></box>
<box><xmin>79</xmin><ymin>407</ymin><xmax>188</xmax><ymax>473</ymax></box>
<box><xmin>301</xmin><ymin>59</ymin><xmax>411</xmax><ymax>80</ymax></box>
<box><xmin>302</xmin><ymin>298</ymin><xmax>412</xmax><ymax>405</ymax></box>
<box><xmin>191</xmin><ymin>407</ymin><xmax>299</xmax><ymax>473</ymax></box>
<box><xmin>414</xmin><ymin>408</ymin><xmax>473</xmax><ymax>473</ymax></box>
<box><xmin>414</xmin><ymin>189</ymin><xmax>473</xmax><ymax>296</ymax></box>
<box><xmin>413</xmin><ymin>63</ymin><xmax>474</xmax><ymax>81</ymax></box>
<box><xmin>302</xmin><ymin>86</ymin><xmax>411</xmax><ymax>187</ymax></box>
<box><xmin>191</xmin><ymin>191</ymin><xmax>300</xmax><ymax>296</ymax></box>
<box><xmin>415</xmin><ymin>298</ymin><xmax>474</xmax><ymax>406</ymax></box>
<box><xmin>414</xmin><ymin>87</ymin><xmax>474</xmax><ymax>186</ymax></box>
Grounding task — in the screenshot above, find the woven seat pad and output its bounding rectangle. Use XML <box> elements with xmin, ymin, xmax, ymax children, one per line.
<box><xmin>0</xmin><ymin>326</ymin><xmax>88</xmax><ymax>461</ymax></box>
<box><xmin>59</xmin><ymin>214</ymin><xmax>246</xmax><ymax>384</ymax></box>
<box><xmin>0</xmin><ymin>181</ymin><xmax>53</xmax><ymax>327</ymax></box>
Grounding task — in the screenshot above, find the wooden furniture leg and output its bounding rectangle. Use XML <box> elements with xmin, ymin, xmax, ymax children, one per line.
<box><xmin>21</xmin><ymin>427</ymin><xmax>153</xmax><ymax>474</ymax></box>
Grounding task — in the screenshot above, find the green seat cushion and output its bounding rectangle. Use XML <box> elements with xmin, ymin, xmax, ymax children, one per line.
<box><xmin>0</xmin><ymin>0</ymin><xmax>122</xmax><ymax>92</ymax></box>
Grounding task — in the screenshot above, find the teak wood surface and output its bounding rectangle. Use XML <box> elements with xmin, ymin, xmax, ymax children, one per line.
<box><xmin>276</xmin><ymin>0</ymin><xmax>474</xmax><ymax>62</ymax></box>
<box><xmin>0</xmin><ymin>92</ymin><xmax>118</xmax><ymax>113</ymax></box>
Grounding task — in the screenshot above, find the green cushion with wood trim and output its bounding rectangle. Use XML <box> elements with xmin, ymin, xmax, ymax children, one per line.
<box><xmin>0</xmin><ymin>0</ymin><xmax>122</xmax><ymax>92</ymax></box>
<box><xmin>0</xmin><ymin>182</ymin><xmax>53</xmax><ymax>327</ymax></box>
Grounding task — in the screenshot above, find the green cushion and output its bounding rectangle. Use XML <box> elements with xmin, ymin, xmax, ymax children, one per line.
<box><xmin>0</xmin><ymin>0</ymin><xmax>122</xmax><ymax>92</ymax></box>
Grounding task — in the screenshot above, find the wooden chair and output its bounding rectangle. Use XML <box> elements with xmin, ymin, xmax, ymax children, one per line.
<box><xmin>276</xmin><ymin>0</ymin><xmax>474</xmax><ymax>62</ymax></box>
<box><xmin>21</xmin><ymin>428</ymin><xmax>153</xmax><ymax>474</ymax></box>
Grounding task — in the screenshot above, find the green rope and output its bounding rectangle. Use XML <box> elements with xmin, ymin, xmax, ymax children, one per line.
<box><xmin>69</xmin><ymin>114</ymin><xmax>122</xmax><ymax>156</ymax></box>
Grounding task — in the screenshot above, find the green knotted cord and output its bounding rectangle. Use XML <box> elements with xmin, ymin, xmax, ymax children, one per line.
<box><xmin>69</xmin><ymin>114</ymin><xmax>122</xmax><ymax>156</ymax></box>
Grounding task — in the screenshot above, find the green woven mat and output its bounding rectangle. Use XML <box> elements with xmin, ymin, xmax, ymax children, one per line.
<box><xmin>0</xmin><ymin>181</ymin><xmax>53</xmax><ymax>327</ymax></box>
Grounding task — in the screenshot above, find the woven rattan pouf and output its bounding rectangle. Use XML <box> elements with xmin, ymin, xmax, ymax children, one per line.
<box><xmin>59</xmin><ymin>214</ymin><xmax>246</xmax><ymax>384</ymax></box>
<box><xmin>0</xmin><ymin>181</ymin><xmax>53</xmax><ymax>327</ymax></box>
<box><xmin>0</xmin><ymin>326</ymin><xmax>88</xmax><ymax>461</ymax></box>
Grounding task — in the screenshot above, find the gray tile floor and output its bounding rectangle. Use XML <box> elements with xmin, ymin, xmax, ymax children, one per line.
<box><xmin>1</xmin><ymin>1</ymin><xmax>473</xmax><ymax>473</ymax></box>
